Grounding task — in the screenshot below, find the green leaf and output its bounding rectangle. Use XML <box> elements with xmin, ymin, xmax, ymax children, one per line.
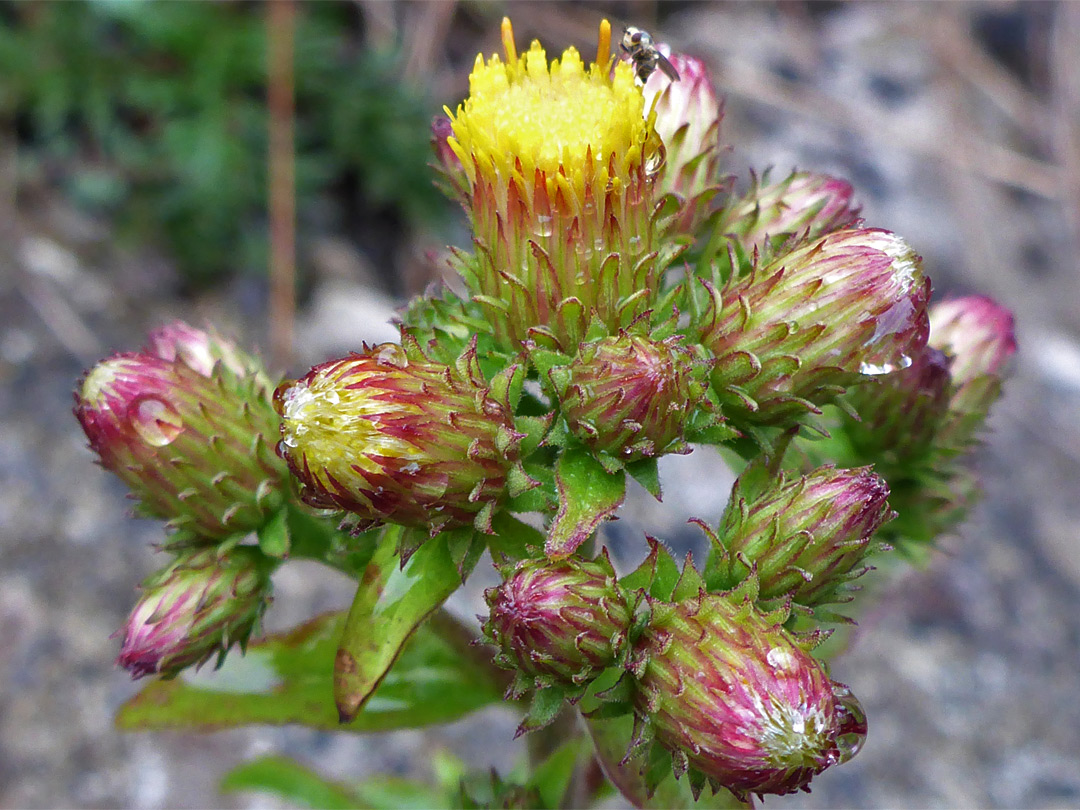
<box><xmin>350</xmin><ymin>776</ymin><xmax>450</xmax><ymax>810</ymax></box>
<box><xmin>255</xmin><ymin>508</ymin><xmax>290</xmax><ymax>558</ymax></box>
<box><xmin>335</xmin><ymin>528</ymin><xmax>477</xmax><ymax>722</ymax></box>
<box><xmin>222</xmin><ymin>755</ymin><xmax>451</xmax><ymax>810</ymax></box>
<box><xmin>221</xmin><ymin>756</ymin><xmax>362</xmax><ymax>809</ymax></box>
<box><xmin>488</xmin><ymin>512</ymin><xmax>545</xmax><ymax>561</ymax></box>
<box><xmin>546</xmin><ymin>448</ymin><xmax>626</xmax><ymax>559</ymax></box>
<box><xmin>115</xmin><ymin>610</ymin><xmax>501</xmax><ymax>733</ymax></box>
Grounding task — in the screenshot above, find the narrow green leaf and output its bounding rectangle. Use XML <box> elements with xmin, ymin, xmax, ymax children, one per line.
<box><xmin>115</xmin><ymin>610</ymin><xmax>501</xmax><ymax>733</ymax></box>
<box><xmin>221</xmin><ymin>755</ymin><xmax>361</xmax><ymax>809</ymax></box>
<box><xmin>546</xmin><ymin>448</ymin><xmax>626</xmax><ymax>559</ymax></box>
<box><xmin>335</xmin><ymin>528</ymin><xmax>474</xmax><ymax>722</ymax></box>
<box><xmin>530</xmin><ymin>737</ymin><xmax>591</xmax><ymax>809</ymax></box>
<box><xmin>222</xmin><ymin>754</ymin><xmax>451</xmax><ymax>810</ymax></box>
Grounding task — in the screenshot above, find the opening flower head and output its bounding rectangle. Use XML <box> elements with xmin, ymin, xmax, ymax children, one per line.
<box><xmin>448</xmin><ymin>18</ymin><xmax>655</xmax><ymax>209</ymax></box>
<box><xmin>444</xmin><ymin>19</ymin><xmax>668</xmax><ymax>350</ymax></box>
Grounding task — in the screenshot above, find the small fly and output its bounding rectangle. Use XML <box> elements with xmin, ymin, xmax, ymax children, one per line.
<box><xmin>620</xmin><ymin>26</ymin><xmax>680</xmax><ymax>84</ymax></box>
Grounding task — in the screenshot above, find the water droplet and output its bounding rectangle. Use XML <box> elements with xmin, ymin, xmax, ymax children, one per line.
<box><xmin>832</xmin><ymin>683</ymin><xmax>867</xmax><ymax>763</ymax></box>
<box><xmin>859</xmin><ymin>360</ymin><xmax>895</xmax><ymax>376</ymax></box>
<box><xmin>534</xmin><ymin>214</ymin><xmax>553</xmax><ymax>238</ymax></box>
<box><xmin>859</xmin><ymin>353</ymin><xmax>913</xmax><ymax>376</ymax></box>
<box><xmin>281</xmin><ymin>434</ymin><xmax>297</xmax><ymax>449</ymax></box>
<box><xmin>130</xmin><ymin>396</ymin><xmax>182</xmax><ymax>447</ymax></box>
<box><xmin>375</xmin><ymin>344</ymin><xmax>406</xmax><ymax>367</ymax></box>
<box><xmin>766</xmin><ymin>647</ymin><xmax>796</xmax><ymax>671</ymax></box>
<box><xmin>323</xmin><ymin>389</ymin><xmax>340</xmax><ymax>405</ymax></box>
<box><xmin>272</xmin><ymin>380</ymin><xmax>298</xmax><ymax>416</ymax></box>
<box><xmin>402</xmin><ymin>461</ymin><xmax>420</xmax><ymax>475</ymax></box>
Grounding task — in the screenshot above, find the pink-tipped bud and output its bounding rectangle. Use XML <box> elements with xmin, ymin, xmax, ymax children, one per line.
<box><xmin>643</xmin><ymin>52</ymin><xmax>725</xmax><ymax>233</ymax></box>
<box><xmin>719</xmin><ymin>171</ymin><xmax>862</xmax><ymax>258</ymax></box>
<box><xmin>630</xmin><ymin>593</ymin><xmax>866</xmax><ymax>799</ymax></box>
<box><xmin>117</xmin><ymin>547</ymin><xmax>274</xmax><ymax>679</ymax></box>
<box><xmin>275</xmin><ymin>340</ymin><xmax>520</xmax><ymax>533</ymax></box>
<box><xmin>74</xmin><ymin>323</ymin><xmax>287</xmax><ymax>541</ymax></box>
<box><xmin>549</xmin><ymin>334</ymin><xmax>709</xmax><ymax>463</ymax></box>
<box><xmin>929</xmin><ymin>295</ymin><xmax>1016</xmax><ymax>385</ymax></box>
<box><xmin>929</xmin><ymin>296</ymin><xmax>1016</xmax><ymax>444</ymax></box>
<box><xmin>702</xmin><ymin>465</ymin><xmax>893</xmax><ymax>607</ymax></box>
<box><xmin>143</xmin><ymin>321</ymin><xmax>265</xmax><ymax>379</ymax></box>
<box><xmin>700</xmin><ymin>227</ymin><xmax>931</xmax><ymax>427</ymax></box>
<box><xmin>484</xmin><ymin>554</ymin><xmax>631</xmax><ymax>690</ymax></box>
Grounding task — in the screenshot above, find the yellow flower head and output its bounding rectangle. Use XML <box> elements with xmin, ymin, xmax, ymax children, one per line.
<box><xmin>448</xmin><ymin>18</ymin><xmax>655</xmax><ymax>212</ymax></box>
<box><xmin>443</xmin><ymin>19</ymin><xmax>667</xmax><ymax>351</ymax></box>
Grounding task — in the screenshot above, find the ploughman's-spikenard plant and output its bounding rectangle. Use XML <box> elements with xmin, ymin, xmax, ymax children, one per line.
<box><xmin>76</xmin><ymin>18</ymin><xmax>1016</xmax><ymax>808</ymax></box>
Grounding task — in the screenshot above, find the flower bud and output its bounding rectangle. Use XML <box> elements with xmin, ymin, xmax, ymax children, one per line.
<box><xmin>276</xmin><ymin>340</ymin><xmax>520</xmax><ymax>533</ymax></box>
<box><xmin>700</xmin><ymin>228</ymin><xmax>931</xmax><ymax>427</ymax></box>
<box><xmin>550</xmin><ymin>334</ymin><xmax>709</xmax><ymax>463</ymax></box>
<box><xmin>643</xmin><ymin>52</ymin><xmax>725</xmax><ymax>234</ymax></box>
<box><xmin>630</xmin><ymin>593</ymin><xmax>866</xmax><ymax>799</ymax></box>
<box><xmin>117</xmin><ymin>546</ymin><xmax>274</xmax><ymax>679</ymax></box>
<box><xmin>929</xmin><ymin>295</ymin><xmax>1016</xmax><ymax>446</ymax></box>
<box><xmin>702</xmin><ymin>465</ymin><xmax>893</xmax><ymax>607</ymax></box>
<box><xmin>484</xmin><ymin>553</ymin><xmax>631</xmax><ymax>689</ymax></box>
<box><xmin>143</xmin><ymin>321</ymin><xmax>266</xmax><ymax>379</ymax></box>
<box><xmin>74</xmin><ymin>323</ymin><xmax>287</xmax><ymax>541</ymax></box>
<box><xmin>718</xmin><ymin>171</ymin><xmax>861</xmax><ymax>258</ymax></box>
<box><xmin>843</xmin><ymin>346</ymin><xmax>953</xmax><ymax>465</ymax></box>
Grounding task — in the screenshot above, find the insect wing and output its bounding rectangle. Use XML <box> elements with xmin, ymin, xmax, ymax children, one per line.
<box><xmin>655</xmin><ymin>51</ymin><xmax>681</xmax><ymax>82</ymax></box>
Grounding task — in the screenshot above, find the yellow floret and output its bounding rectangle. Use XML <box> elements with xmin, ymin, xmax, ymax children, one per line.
<box><xmin>279</xmin><ymin>361</ymin><xmax>424</xmax><ymax>479</ymax></box>
<box><xmin>447</xmin><ymin>18</ymin><xmax>653</xmax><ymax>201</ymax></box>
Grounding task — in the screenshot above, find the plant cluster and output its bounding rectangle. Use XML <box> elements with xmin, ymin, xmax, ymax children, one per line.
<box><xmin>75</xmin><ymin>19</ymin><xmax>1015</xmax><ymax>808</ymax></box>
<box><xmin>3</xmin><ymin>2</ymin><xmax>442</xmax><ymax>286</ymax></box>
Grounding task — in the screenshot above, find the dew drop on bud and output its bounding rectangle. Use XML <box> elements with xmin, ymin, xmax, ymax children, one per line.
<box><xmin>272</xmin><ymin>380</ymin><xmax>296</xmax><ymax>417</ymax></box>
<box><xmin>859</xmin><ymin>353</ymin><xmax>914</xmax><ymax>376</ymax></box>
<box><xmin>831</xmin><ymin>682</ymin><xmax>868</xmax><ymax>763</ymax></box>
<box><xmin>129</xmin><ymin>396</ymin><xmax>182</xmax><ymax>447</ymax></box>
<box><xmin>375</xmin><ymin>344</ymin><xmax>408</xmax><ymax>367</ymax></box>
<box><xmin>534</xmin><ymin>214</ymin><xmax>553</xmax><ymax>238</ymax></box>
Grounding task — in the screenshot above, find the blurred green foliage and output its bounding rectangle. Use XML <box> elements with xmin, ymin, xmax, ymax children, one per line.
<box><xmin>0</xmin><ymin>1</ymin><xmax>446</xmax><ymax>287</ymax></box>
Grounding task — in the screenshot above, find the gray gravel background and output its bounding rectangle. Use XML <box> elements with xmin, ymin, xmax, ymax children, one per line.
<box><xmin>3</xmin><ymin>2</ymin><xmax>1080</xmax><ymax>808</ymax></box>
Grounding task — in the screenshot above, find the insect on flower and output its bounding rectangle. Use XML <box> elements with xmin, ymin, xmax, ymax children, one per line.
<box><xmin>621</xmin><ymin>25</ymin><xmax>680</xmax><ymax>84</ymax></box>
